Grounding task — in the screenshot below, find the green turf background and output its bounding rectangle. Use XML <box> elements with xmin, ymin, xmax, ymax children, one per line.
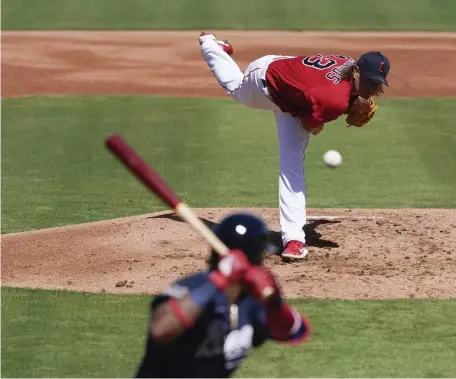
<box><xmin>2</xmin><ymin>0</ymin><xmax>456</xmax><ymax>31</ymax></box>
<box><xmin>3</xmin><ymin>95</ymin><xmax>455</xmax><ymax>376</ymax></box>
<box><xmin>2</xmin><ymin>1</ymin><xmax>456</xmax><ymax>377</ymax></box>
<box><xmin>2</xmin><ymin>96</ymin><xmax>456</xmax><ymax>233</ymax></box>
<box><xmin>3</xmin><ymin>288</ymin><xmax>456</xmax><ymax>378</ymax></box>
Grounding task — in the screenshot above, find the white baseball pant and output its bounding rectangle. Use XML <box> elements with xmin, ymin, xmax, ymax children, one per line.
<box><xmin>200</xmin><ymin>36</ymin><xmax>309</xmax><ymax>247</ymax></box>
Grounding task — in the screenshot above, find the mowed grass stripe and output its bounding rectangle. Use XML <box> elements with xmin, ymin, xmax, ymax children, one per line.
<box><xmin>2</xmin><ymin>0</ymin><xmax>456</xmax><ymax>31</ymax></box>
<box><xmin>400</xmin><ymin>99</ymin><xmax>456</xmax><ymax>201</ymax></box>
<box><xmin>1</xmin><ymin>288</ymin><xmax>148</xmax><ymax>378</ymax></box>
<box><xmin>314</xmin><ymin>98</ymin><xmax>455</xmax><ymax>208</ymax></box>
<box><xmin>2</xmin><ymin>96</ymin><xmax>456</xmax><ymax>233</ymax></box>
<box><xmin>2</xmin><ymin>287</ymin><xmax>456</xmax><ymax>377</ymax></box>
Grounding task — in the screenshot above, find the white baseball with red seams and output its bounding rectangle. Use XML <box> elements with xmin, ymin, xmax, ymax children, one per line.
<box><xmin>199</xmin><ymin>33</ymin><xmax>309</xmax><ymax>251</ymax></box>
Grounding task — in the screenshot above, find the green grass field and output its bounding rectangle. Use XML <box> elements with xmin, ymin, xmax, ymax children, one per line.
<box><xmin>2</xmin><ymin>96</ymin><xmax>456</xmax><ymax>377</ymax></box>
<box><xmin>2</xmin><ymin>96</ymin><xmax>456</xmax><ymax>233</ymax></box>
<box><xmin>3</xmin><ymin>0</ymin><xmax>456</xmax><ymax>377</ymax></box>
<box><xmin>3</xmin><ymin>288</ymin><xmax>456</xmax><ymax>378</ymax></box>
<box><xmin>2</xmin><ymin>0</ymin><xmax>456</xmax><ymax>31</ymax></box>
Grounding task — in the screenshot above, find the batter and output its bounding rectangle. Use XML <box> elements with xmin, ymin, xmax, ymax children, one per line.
<box><xmin>136</xmin><ymin>213</ymin><xmax>310</xmax><ymax>377</ymax></box>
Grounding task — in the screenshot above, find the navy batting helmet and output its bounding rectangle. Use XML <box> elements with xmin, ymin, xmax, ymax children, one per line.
<box><xmin>208</xmin><ymin>212</ymin><xmax>273</xmax><ymax>269</ymax></box>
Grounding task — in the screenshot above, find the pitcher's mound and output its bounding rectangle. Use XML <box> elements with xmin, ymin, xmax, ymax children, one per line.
<box><xmin>2</xmin><ymin>208</ymin><xmax>455</xmax><ymax>299</ymax></box>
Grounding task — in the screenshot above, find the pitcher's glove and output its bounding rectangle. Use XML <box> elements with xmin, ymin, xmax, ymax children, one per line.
<box><xmin>345</xmin><ymin>96</ymin><xmax>378</xmax><ymax>127</ymax></box>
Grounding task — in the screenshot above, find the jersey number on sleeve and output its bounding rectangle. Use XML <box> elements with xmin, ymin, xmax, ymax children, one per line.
<box><xmin>302</xmin><ymin>55</ymin><xmax>337</xmax><ymax>70</ymax></box>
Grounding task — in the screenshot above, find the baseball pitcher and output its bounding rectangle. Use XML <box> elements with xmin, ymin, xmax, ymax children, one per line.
<box><xmin>135</xmin><ymin>213</ymin><xmax>311</xmax><ymax>377</ymax></box>
<box><xmin>198</xmin><ymin>32</ymin><xmax>391</xmax><ymax>260</ymax></box>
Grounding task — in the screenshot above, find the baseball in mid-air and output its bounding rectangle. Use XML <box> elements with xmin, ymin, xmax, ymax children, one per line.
<box><xmin>323</xmin><ymin>150</ymin><xmax>342</xmax><ymax>168</ymax></box>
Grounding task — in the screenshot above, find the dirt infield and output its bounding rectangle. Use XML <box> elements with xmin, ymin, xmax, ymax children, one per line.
<box><xmin>2</xmin><ymin>31</ymin><xmax>456</xmax><ymax>299</ymax></box>
<box><xmin>2</xmin><ymin>208</ymin><xmax>455</xmax><ymax>299</ymax></box>
<box><xmin>3</xmin><ymin>31</ymin><xmax>456</xmax><ymax>98</ymax></box>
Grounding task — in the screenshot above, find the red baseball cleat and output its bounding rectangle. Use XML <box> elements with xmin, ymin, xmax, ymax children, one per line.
<box><xmin>199</xmin><ymin>32</ymin><xmax>234</xmax><ymax>56</ymax></box>
<box><xmin>281</xmin><ymin>240</ymin><xmax>308</xmax><ymax>260</ymax></box>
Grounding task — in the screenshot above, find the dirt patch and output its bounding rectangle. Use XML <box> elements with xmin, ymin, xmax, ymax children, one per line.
<box><xmin>2</xmin><ymin>208</ymin><xmax>455</xmax><ymax>299</ymax></box>
<box><xmin>2</xmin><ymin>31</ymin><xmax>456</xmax><ymax>98</ymax></box>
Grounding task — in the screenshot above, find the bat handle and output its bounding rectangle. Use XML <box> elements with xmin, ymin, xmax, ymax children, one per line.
<box><xmin>175</xmin><ymin>203</ymin><xmax>229</xmax><ymax>256</ymax></box>
<box><xmin>262</xmin><ymin>287</ymin><xmax>275</xmax><ymax>299</ymax></box>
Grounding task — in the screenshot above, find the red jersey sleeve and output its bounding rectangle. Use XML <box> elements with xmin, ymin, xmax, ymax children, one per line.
<box><xmin>302</xmin><ymin>85</ymin><xmax>351</xmax><ymax>126</ymax></box>
<box><xmin>297</xmin><ymin>93</ymin><xmax>325</xmax><ymax>127</ymax></box>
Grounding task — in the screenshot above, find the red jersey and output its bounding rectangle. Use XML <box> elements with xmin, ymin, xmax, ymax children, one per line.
<box><xmin>265</xmin><ymin>54</ymin><xmax>356</xmax><ymax>126</ymax></box>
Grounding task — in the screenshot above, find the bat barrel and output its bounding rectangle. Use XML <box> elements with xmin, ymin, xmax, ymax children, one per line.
<box><xmin>105</xmin><ymin>133</ymin><xmax>181</xmax><ymax>209</ymax></box>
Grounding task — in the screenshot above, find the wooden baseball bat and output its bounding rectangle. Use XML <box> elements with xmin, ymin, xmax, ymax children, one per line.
<box><xmin>106</xmin><ymin>134</ymin><xmax>229</xmax><ymax>256</ymax></box>
<box><xmin>105</xmin><ymin>133</ymin><xmax>229</xmax><ymax>256</ymax></box>
<box><xmin>105</xmin><ymin>133</ymin><xmax>274</xmax><ymax>298</ymax></box>
<box><xmin>105</xmin><ymin>134</ymin><xmax>275</xmax><ymax>299</ymax></box>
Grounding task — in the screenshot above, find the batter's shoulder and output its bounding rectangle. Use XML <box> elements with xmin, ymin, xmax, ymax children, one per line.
<box><xmin>163</xmin><ymin>272</ymin><xmax>209</xmax><ymax>297</ymax></box>
<box><xmin>150</xmin><ymin>272</ymin><xmax>209</xmax><ymax>310</ymax></box>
